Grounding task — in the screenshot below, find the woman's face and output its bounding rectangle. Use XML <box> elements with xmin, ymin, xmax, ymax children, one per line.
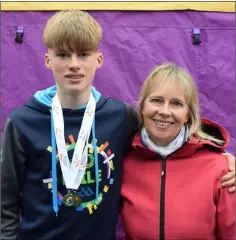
<box><xmin>142</xmin><ymin>80</ymin><xmax>189</xmax><ymax>147</ymax></box>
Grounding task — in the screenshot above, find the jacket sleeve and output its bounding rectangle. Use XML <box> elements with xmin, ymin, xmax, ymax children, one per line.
<box><xmin>1</xmin><ymin>117</ymin><xmax>27</xmax><ymax>240</ymax></box>
<box><xmin>124</xmin><ymin>103</ymin><xmax>140</xmax><ymax>152</ymax></box>
<box><xmin>215</xmin><ymin>157</ymin><xmax>235</xmax><ymax>239</ymax></box>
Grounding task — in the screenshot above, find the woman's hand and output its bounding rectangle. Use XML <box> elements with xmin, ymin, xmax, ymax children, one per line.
<box><xmin>221</xmin><ymin>152</ymin><xmax>235</xmax><ymax>192</ymax></box>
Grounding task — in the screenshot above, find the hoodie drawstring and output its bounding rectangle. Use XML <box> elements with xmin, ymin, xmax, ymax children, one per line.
<box><xmin>92</xmin><ymin>119</ymin><xmax>99</xmax><ymax>201</ymax></box>
<box><xmin>50</xmin><ymin>110</ymin><xmax>58</xmax><ymax>216</ymax></box>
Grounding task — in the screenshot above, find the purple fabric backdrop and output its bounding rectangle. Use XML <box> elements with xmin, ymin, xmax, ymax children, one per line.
<box><xmin>1</xmin><ymin>10</ymin><xmax>235</xmax><ymax>239</ymax></box>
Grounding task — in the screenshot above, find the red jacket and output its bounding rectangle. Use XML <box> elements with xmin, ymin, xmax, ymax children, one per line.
<box><xmin>121</xmin><ymin>119</ymin><xmax>235</xmax><ymax>240</ymax></box>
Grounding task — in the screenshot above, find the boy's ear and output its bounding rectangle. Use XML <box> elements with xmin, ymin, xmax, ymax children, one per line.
<box><xmin>96</xmin><ymin>53</ymin><xmax>103</xmax><ymax>69</ymax></box>
<box><xmin>45</xmin><ymin>53</ymin><xmax>51</xmax><ymax>69</ymax></box>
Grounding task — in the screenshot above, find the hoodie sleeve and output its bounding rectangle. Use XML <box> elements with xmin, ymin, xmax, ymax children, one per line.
<box><xmin>1</xmin><ymin>117</ymin><xmax>27</xmax><ymax>240</ymax></box>
<box><xmin>124</xmin><ymin>103</ymin><xmax>140</xmax><ymax>152</ymax></box>
<box><xmin>215</xmin><ymin>156</ymin><xmax>235</xmax><ymax>239</ymax></box>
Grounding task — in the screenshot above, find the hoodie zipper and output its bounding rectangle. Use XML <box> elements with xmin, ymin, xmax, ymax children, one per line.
<box><xmin>159</xmin><ymin>156</ymin><xmax>167</xmax><ymax>240</ymax></box>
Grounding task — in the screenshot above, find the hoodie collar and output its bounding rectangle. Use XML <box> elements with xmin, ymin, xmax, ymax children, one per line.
<box><xmin>34</xmin><ymin>85</ymin><xmax>101</xmax><ymax>109</ymax></box>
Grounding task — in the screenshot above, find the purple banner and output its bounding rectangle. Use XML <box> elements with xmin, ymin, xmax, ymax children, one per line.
<box><xmin>1</xmin><ymin>10</ymin><xmax>235</xmax><ymax>239</ymax></box>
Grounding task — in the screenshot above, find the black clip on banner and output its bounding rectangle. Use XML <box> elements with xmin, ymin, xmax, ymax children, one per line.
<box><xmin>192</xmin><ymin>28</ymin><xmax>201</xmax><ymax>45</ymax></box>
<box><xmin>15</xmin><ymin>26</ymin><xmax>24</xmax><ymax>43</ymax></box>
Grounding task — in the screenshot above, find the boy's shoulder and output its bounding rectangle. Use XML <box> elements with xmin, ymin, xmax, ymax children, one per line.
<box><xmin>102</xmin><ymin>96</ymin><xmax>136</xmax><ymax>111</ymax></box>
<box><xmin>8</xmin><ymin>104</ymin><xmax>29</xmax><ymax>122</ymax></box>
<box><xmin>8</xmin><ymin>96</ymin><xmax>36</xmax><ymax>118</ymax></box>
<box><xmin>102</xmin><ymin>96</ymin><xmax>125</xmax><ymax>105</ymax></box>
<box><xmin>101</xmin><ymin>96</ymin><xmax>138</xmax><ymax>122</ymax></box>
<box><xmin>7</xmin><ymin>96</ymin><xmax>50</xmax><ymax>130</ymax></box>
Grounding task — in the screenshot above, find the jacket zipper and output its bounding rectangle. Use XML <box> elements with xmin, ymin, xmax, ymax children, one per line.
<box><xmin>158</xmin><ymin>142</ymin><xmax>188</xmax><ymax>239</ymax></box>
<box><xmin>159</xmin><ymin>157</ymin><xmax>167</xmax><ymax>240</ymax></box>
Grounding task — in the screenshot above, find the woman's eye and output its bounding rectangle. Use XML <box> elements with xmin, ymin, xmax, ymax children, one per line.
<box><xmin>172</xmin><ymin>101</ymin><xmax>182</xmax><ymax>107</ymax></box>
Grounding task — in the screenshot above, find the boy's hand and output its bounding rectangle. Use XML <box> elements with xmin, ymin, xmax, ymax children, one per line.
<box><xmin>221</xmin><ymin>152</ymin><xmax>235</xmax><ymax>192</ymax></box>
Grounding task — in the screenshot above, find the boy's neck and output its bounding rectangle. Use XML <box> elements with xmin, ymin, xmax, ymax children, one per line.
<box><xmin>57</xmin><ymin>86</ymin><xmax>92</xmax><ymax>109</ymax></box>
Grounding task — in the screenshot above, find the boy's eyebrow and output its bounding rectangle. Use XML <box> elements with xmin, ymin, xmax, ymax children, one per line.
<box><xmin>55</xmin><ymin>49</ymin><xmax>96</xmax><ymax>54</ymax></box>
<box><xmin>52</xmin><ymin>48</ymin><xmax>68</xmax><ymax>52</ymax></box>
<box><xmin>55</xmin><ymin>50</ymin><xmax>67</xmax><ymax>53</ymax></box>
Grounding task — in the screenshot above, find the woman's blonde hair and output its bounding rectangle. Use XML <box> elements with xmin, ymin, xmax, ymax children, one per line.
<box><xmin>43</xmin><ymin>10</ymin><xmax>102</xmax><ymax>52</ymax></box>
<box><xmin>137</xmin><ymin>63</ymin><xmax>224</xmax><ymax>145</ymax></box>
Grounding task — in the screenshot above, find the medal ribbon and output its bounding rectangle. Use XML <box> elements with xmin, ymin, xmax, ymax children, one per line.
<box><xmin>51</xmin><ymin>93</ymin><xmax>96</xmax><ymax>190</ymax></box>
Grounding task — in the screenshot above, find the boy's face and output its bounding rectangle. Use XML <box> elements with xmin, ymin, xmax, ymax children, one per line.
<box><xmin>44</xmin><ymin>49</ymin><xmax>103</xmax><ymax>95</ymax></box>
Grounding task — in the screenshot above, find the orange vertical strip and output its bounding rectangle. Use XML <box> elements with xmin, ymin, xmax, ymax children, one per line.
<box><xmin>68</xmin><ymin>135</ymin><xmax>75</xmax><ymax>143</ymax></box>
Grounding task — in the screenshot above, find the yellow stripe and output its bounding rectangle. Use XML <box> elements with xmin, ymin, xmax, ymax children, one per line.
<box><xmin>87</xmin><ymin>204</ymin><xmax>93</xmax><ymax>214</ymax></box>
<box><xmin>109</xmin><ymin>160</ymin><xmax>114</xmax><ymax>170</ymax></box>
<box><xmin>103</xmin><ymin>185</ymin><xmax>109</xmax><ymax>193</ymax></box>
<box><xmin>47</xmin><ymin>146</ymin><xmax>52</xmax><ymax>153</ymax></box>
<box><xmin>1</xmin><ymin>2</ymin><xmax>235</xmax><ymax>12</ymax></box>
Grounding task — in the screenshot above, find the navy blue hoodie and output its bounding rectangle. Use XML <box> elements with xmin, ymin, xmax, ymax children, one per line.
<box><xmin>1</xmin><ymin>86</ymin><xmax>139</xmax><ymax>240</ymax></box>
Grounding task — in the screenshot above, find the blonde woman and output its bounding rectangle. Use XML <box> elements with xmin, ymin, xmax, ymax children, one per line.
<box><xmin>121</xmin><ymin>63</ymin><xmax>235</xmax><ymax>240</ymax></box>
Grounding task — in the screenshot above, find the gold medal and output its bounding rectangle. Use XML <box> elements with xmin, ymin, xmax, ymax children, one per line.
<box><xmin>62</xmin><ymin>191</ymin><xmax>81</xmax><ymax>208</ymax></box>
<box><xmin>62</xmin><ymin>192</ymin><xmax>75</xmax><ymax>207</ymax></box>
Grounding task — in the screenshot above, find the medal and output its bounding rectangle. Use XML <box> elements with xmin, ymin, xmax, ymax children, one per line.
<box><xmin>52</xmin><ymin>92</ymin><xmax>95</xmax><ymax>209</ymax></box>
<box><xmin>62</xmin><ymin>192</ymin><xmax>74</xmax><ymax>207</ymax></box>
<box><xmin>62</xmin><ymin>191</ymin><xmax>82</xmax><ymax>208</ymax></box>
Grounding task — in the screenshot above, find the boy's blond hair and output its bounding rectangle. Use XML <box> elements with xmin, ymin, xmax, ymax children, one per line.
<box><xmin>43</xmin><ymin>10</ymin><xmax>102</xmax><ymax>52</ymax></box>
<box><xmin>137</xmin><ymin>63</ymin><xmax>224</xmax><ymax>145</ymax></box>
